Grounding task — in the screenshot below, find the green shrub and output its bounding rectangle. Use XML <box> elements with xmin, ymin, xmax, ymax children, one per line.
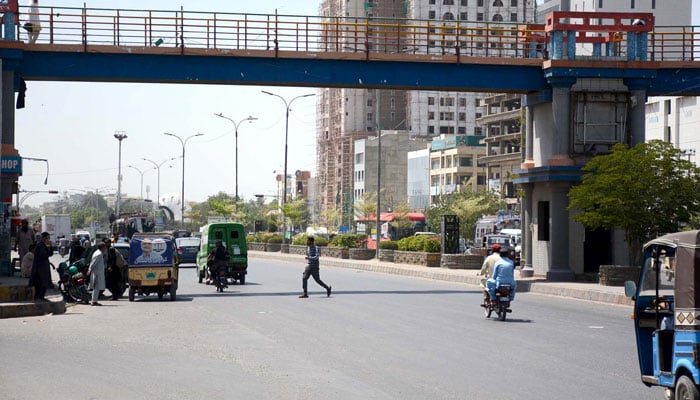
<box><xmin>378</xmin><ymin>241</ymin><xmax>398</xmax><ymax>250</ymax></box>
<box><xmin>291</xmin><ymin>234</ymin><xmax>328</xmax><ymax>247</ymax></box>
<box><xmin>330</xmin><ymin>234</ymin><xmax>366</xmax><ymax>248</ymax></box>
<box><xmin>266</xmin><ymin>235</ymin><xmax>283</xmax><ymax>244</ymax></box>
<box><xmin>396</xmin><ymin>236</ymin><xmax>440</xmax><ymax>252</ymax></box>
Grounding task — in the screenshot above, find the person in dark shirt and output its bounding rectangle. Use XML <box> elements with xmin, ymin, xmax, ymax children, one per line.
<box><xmin>300</xmin><ymin>236</ymin><xmax>331</xmax><ymax>298</ymax></box>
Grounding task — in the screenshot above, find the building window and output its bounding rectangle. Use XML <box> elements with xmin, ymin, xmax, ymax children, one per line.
<box><xmin>429</xmin><ymin>0</ymin><xmax>436</xmax><ymax>4</ymax></box>
<box><xmin>598</xmin><ymin>0</ymin><xmax>603</xmax><ymax>7</ymax></box>
<box><xmin>537</xmin><ymin>201</ymin><xmax>550</xmax><ymax>241</ymax></box>
<box><xmin>443</xmin><ymin>12</ymin><xmax>455</xmax><ymax>20</ymax></box>
<box><xmin>458</xmin><ymin>112</ymin><xmax>466</xmax><ymax>121</ymax></box>
<box><xmin>439</xmin><ymin>112</ymin><xmax>454</xmax><ymax>120</ymax></box>
<box><xmin>511</xmin><ymin>0</ymin><xmax>517</xmax><ymax>5</ymax></box>
<box><xmin>443</xmin><ymin>0</ymin><xmax>454</xmax><ymax>4</ymax></box>
<box><xmin>510</xmin><ymin>13</ymin><xmax>517</xmax><ymax>22</ymax></box>
<box><xmin>428</xmin><ymin>111</ymin><xmax>435</xmax><ymax>120</ymax></box>
<box><xmin>492</xmin><ymin>14</ymin><xmax>503</xmax><ymax>22</ymax></box>
<box><xmin>461</xmin><ymin>0</ymin><xmax>468</xmax><ymax>5</ymax></box>
<box><xmin>460</xmin><ymin>12</ymin><xmax>468</xmax><ymax>20</ymax></box>
<box><xmin>439</xmin><ymin>97</ymin><xmax>455</xmax><ymax>107</ymax></box>
<box><xmin>459</xmin><ymin>157</ymin><xmax>473</xmax><ymax>167</ymax></box>
<box><xmin>429</xmin><ymin>10</ymin><xmax>436</xmax><ymax>19</ymax></box>
<box><xmin>477</xmin><ymin>12</ymin><xmax>484</xmax><ymax>21</ymax></box>
<box><xmin>431</xmin><ymin>159</ymin><xmax>440</xmax><ymax>169</ymax></box>
<box><xmin>458</xmin><ymin>127</ymin><xmax>466</xmax><ymax>134</ymax></box>
<box><xmin>477</xmin><ymin>175</ymin><xmax>486</xmax><ymax>185</ymax></box>
<box><xmin>459</xmin><ymin>98</ymin><xmax>467</xmax><ymax>107</ymax></box>
<box><xmin>428</xmin><ymin>40</ymin><xmax>436</xmax><ymax>48</ymax></box>
<box><xmin>367</xmin><ymin>99</ymin><xmax>373</xmax><ymax>107</ymax></box>
<box><xmin>477</xmin><ymin>0</ymin><xmax>484</xmax><ymax>6</ymax></box>
<box><xmin>665</xmin><ymin>99</ymin><xmax>671</xmax><ymax>114</ymax></box>
<box><xmin>652</xmin><ymin>0</ymin><xmax>655</xmax><ymax>8</ymax></box>
<box><xmin>474</xmin><ymin>127</ymin><xmax>483</xmax><ymax>135</ymax></box>
<box><xmin>630</xmin><ymin>0</ymin><xmax>635</xmax><ymax>8</ymax></box>
<box><xmin>428</xmin><ymin>97</ymin><xmax>435</xmax><ymax>105</ymax></box>
<box><xmin>367</xmin><ymin>113</ymin><xmax>373</xmax><ymax>121</ymax></box>
<box><xmin>493</xmin><ymin>0</ymin><xmax>503</xmax><ymax>5</ymax></box>
<box><xmin>428</xmin><ymin>126</ymin><xmax>435</xmax><ymax>134</ymax></box>
<box><xmin>440</xmin><ymin>126</ymin><xmax>450</xmax><ymax>134</ymax></box>
<box><xmin>665</xmin><ymin>126</ymin><xmax>671</xmax><ymax>142</ymax></box>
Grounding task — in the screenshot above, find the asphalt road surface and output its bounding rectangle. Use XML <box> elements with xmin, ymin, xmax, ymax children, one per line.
<box><xmin>0</xmin><ymin>257</ymin><xmax>660</xmax><ymax>400</ymax></box>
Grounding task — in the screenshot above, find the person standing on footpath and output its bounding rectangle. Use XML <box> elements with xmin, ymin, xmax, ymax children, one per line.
<box><xmin>104</xmin><ymin>239</ymin><xmax>124</xmax><ymax>300</ymax></box>
<box><xmin>87</xmin><ymin>242</ymin><xmax>107</xmax><ymax>306</ymax></box>
<box><xmin>15</xmin><ymin>218</ymin><xmax>36</xmax><ymax>261</ymax></box>
<box><xmin>20</xmin><ymin>243</ymin><xmax>35</xmax><ymax>278</ymax></box>
<box><xmin>30</xmin><ymin>232</ymin><xmax>53</xmax><ymax>302</ymax></box>
<box><xmin>299</xmin><ymin>236</ymin><xmax>331</xmax><ymax>298</ymax></box>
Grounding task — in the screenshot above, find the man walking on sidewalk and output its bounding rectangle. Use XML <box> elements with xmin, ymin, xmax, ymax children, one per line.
<box><xmin>300</xmin><ymin>236</ymin><xmax>332</xmax><ymax>298</ymax></box>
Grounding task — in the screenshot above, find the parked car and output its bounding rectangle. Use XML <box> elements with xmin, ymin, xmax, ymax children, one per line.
<box><xmin>175</xmin><ymin>237</ymin><xmax>200</xmax><ymax>265</ymax></box>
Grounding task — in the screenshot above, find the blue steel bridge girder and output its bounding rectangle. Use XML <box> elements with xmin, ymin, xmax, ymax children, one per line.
<box><xmin>8</xmin><ymin>50</ymin><xmax>548</xmax><ymax>93</ymax></box>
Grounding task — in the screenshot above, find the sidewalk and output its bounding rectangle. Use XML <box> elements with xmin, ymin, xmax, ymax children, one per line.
<box><xmin>249</xmin><ymin>251</ymin><xmax>633</xmax><ymax>307</ymax></box>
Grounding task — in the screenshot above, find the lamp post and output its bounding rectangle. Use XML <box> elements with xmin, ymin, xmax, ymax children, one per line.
<box><xmin>127</xmin><ymin>165</ymin><xmax>151</xmax><ymax>213</ymax></box>
<box><xmin>164</xmin><ymin>132</ymin><xmax>203</xmax><ymax>227</ymax></box>
<box><xmin>143</xmin><ymin>156</ymin><xmax>179</xmax><ymax>211</ymax></box>
<box><xmin>261</xmin><ymin>90</ymin><xmax>315</xmax><ymax>243</ymax></box>
<box><xmin>114</xmin><ymin>131</ymin><xmax>128</xmax><ymax>216</ymax></box>
<box><xmin>17</xmin><ymin>189</ymin><xmax>58</xmax><ymax>211</ymax></box>
<box><xmin>214</xmin><ymin>113</ymin><xmax>258</xmax><ymax>202</ymax></box>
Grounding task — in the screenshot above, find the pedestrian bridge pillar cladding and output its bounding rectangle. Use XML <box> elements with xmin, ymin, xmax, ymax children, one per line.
<box><xmin>515</xmin><ymin>75</ymin><xmax>649</xmax><ymax>280</ymax></box>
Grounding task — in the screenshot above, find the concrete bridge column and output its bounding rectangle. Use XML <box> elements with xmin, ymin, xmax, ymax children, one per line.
<box><xmin>547</xmin><ymin>183</ymin><xmax>575</xmax><ymax>281</ymax></box>
<box><xmin>548</xmin><ymin>77</ymin><xmax>576</xmax><ymax>166</ymax></box>
<box><xmin>625</xmin><ymin>78</ymin><xmax>649</xmax><ymax>146</ymax></box>
<box><xmin>519</xmin><ymin>182</ymin><xmax>534</xmax><ymax>277</ymax></box>
<box><xmin>1</xmin><ymin>63</ymin><xmax>18</xmax><ymax>275</ymax></box>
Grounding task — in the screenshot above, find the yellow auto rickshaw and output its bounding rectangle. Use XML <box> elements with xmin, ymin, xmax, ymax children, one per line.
<box><xmin>127</xmin><ymin>233</ymin><xmax>178</xmax><ymax>301</ymax></box>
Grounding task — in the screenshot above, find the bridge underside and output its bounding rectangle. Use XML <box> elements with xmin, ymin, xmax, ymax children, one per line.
<box><xmin>1</xmin><ymin>44</ymin><xmax>698</xmax><ymax>95</ymax></box>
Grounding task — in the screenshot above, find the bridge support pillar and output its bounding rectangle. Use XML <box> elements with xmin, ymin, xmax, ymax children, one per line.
<box><xmin>0</xmin><ymin>62</ymin><xmax>18</xmax><ymax>275</ymax></box>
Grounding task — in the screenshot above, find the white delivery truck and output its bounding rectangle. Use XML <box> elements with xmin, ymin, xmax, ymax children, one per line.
<box><xmin>41</xmin><ymin>214</ymin><xmax>72</xmax><ymax>243</ymax></box>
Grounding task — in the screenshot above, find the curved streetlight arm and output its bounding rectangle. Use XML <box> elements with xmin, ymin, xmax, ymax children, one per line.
<box><xmin>21</xmin><ymin>156</ymin><xmax>49</xmax><ymax>184</ymax></box>
<box><xmin>214</xmin><ymin>113</ymin><xmax>258</xmax><ymax>202</ymax></box>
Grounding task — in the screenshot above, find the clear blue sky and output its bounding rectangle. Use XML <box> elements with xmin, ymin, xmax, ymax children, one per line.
<box><xmin>17</xmin><ymin>0</ymin><xmax>320</xmax><ymax>207</ymax></box>
<box><xmin>15</xmin><ymin>0</ymin><xmax>700</xmax><ymax>207</ymax></box>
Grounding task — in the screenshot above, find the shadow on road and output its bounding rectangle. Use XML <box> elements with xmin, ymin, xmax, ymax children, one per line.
<box><xmin>180</xmin><ymin>289</ymin><xmax>480</xmax><ymax>297</ymax></box>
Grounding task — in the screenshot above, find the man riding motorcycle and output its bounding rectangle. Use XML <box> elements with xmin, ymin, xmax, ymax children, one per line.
<box><xmin>207</xmin><ymin>240</ymin><xmax>229</xmax><ymax>285</ymax></box>
<box><xmin>485</xmin><ymin>246</ymin><xmax>516</xmax><ymax>303</ymax></box>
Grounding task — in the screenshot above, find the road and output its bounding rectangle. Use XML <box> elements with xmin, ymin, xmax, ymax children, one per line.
<box><xmin>0</xmin><ymin>257</ymin><xmax>658</xmax><ymax>400</ymax></box>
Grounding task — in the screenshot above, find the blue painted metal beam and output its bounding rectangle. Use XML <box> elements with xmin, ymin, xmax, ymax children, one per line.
<box><xmin>8</xmin><ymin>50</ymin><xmax>549</xmax><ymax>93</ymax></box>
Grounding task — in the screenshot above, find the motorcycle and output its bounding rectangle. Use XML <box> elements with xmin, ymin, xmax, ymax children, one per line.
<box><xmin>481</xmin><ymin>284</ymin><xmax>513</xmax><ymax>321</ymax></box>
<box><xmin>215</xmin><ymin>264</ymin><xmax>228</xmax><ymax>292</ymax></box>
<box><xmin>56</xmin><ymin>262</ymin><xmax>90</xmax><ymax>304</ymax></box>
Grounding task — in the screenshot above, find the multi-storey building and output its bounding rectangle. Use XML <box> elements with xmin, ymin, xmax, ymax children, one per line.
<box><xmin>428</xmin><ymin>135</ymin><xmax>487</xmax><ymax>204</ymax></box>
<box><xmin>316</xmin><ymin>0</ymin><xmax>408</xmax><ymax>227</ymax></box>
<box><xmin>645</xmin><ymin>96</ymin><xmax>700</xmax><ymax>163</ymax></box>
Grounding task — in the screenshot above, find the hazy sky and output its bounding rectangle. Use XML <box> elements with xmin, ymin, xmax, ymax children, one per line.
<box><xmin>15</xmin><ymin>1</ymin><xmax>700</xmax><ymax>208</ymax></box>
<box><xmin>17</xmin><ymin>0</ymin><xmax>320</xmax><ymax>207</ymax></box>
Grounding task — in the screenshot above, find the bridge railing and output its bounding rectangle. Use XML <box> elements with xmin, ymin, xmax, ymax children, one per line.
<box><xmin>12</xmin><ymin>5</ymin><xmax>699</xmax><ymax>62</ymax></box>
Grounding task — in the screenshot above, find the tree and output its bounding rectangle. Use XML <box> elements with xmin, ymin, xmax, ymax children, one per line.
<box><xmin>354</xmin><ymin>191</ymin><xmax>378</xmax><ymax>235</ymax></box>
<box><xmin>391</xmin><ymin>200</ymin><xmax>414</xmax><ymax>238</ymax></box>
<box><xmin>281</xmin><ymin>198</ymin><xmax>308</xmax><ymax>235</ymax></box>
<box><xmin>568</xmin><ymin>140</ymin><xmax>700</xmax><ymax>263</ymax></box>
<box><xmin>426</xmin><ymin>189</ymin><xmax>505</xmax><ymax>240</ymax></box>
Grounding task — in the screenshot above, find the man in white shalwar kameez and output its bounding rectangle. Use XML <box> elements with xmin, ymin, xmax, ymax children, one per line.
<box><xmin>88</xmin><ymin>242</ymin><xmax>107</xmax><ymax>306</ymax></box>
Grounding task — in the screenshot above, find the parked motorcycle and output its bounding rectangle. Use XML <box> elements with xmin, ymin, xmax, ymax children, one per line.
<box><xmin>56</xmin><ymin>262</ymin><xmax>90</xmax><ymax>304</ymax></box>
<box><xmin>481</xmin><ymin>284</ymin><xmax>513</xmax><ymax>321</ymax></box>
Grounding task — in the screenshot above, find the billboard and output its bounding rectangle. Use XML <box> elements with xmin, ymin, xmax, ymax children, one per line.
<box><xmin>128</xmin><ymin>237</ymin><xmax>173</xmax><ymax>266</ymax></box>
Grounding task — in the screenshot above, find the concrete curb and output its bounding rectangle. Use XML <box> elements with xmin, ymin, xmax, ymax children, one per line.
<box><xmin>249</xmin><ymin>251</ymin><xmax>633</xmax><ymax>306</ymax></box>
<box><xmin>0</xmin><ymin>280</ymin><xmax>68</xmax><ymax>319</ymax></box>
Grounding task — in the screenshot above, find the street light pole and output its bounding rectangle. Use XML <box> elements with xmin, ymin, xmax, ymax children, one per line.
<box><xmin>114</xmin><ymin>131</ymin><xmax>128</xmax><ymax>216</ymax></box>
<box><xmin>143</xmin><ymin>157</ymin><xmax>178</xmax><ymax>212</ymax></box>
<box><xmin>261</xmin><ymin>90</ymin><xmax>315</xmax><ymax>243</ymax></box>
<box><xmin>214</xmin><ymin>113</ymin><xmax>258</xmax><ymax>202</ymax></box>
<box><xmin>127</xmin><ymin>165</ymin><xmax>150</xmax><ymax>213</ymax></box>
<box><xmin>164</xmin><ymin>132</ymin><xmax>203</xmax><ymax>228</ymax></box>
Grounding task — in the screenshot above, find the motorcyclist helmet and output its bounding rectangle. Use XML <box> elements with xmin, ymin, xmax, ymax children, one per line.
<box><xmin>68</xmin><ymin>266</ymin><xmax>79</xmax><ymax>275</ymax></box>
